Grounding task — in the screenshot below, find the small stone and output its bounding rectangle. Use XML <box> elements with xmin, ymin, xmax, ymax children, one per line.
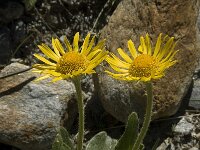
<box><xmin>189</xmin><ymin>148</ymin><xmax>199</xmax><ymax>150</ymax></box>
<box><xmin>174</xmin><ymin>118</ymin><xmax>194</xmax><ymax>135</ymax></box>
<box><xmin>194</xmin><ymin>132</ymin><xmax>200</xmax><ymax>140</ymax></box>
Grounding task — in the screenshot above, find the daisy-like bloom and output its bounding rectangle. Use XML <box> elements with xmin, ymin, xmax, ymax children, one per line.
<box><xmin>33</xmin><ymin>32</ymin><xmax>108</xmax><ymax>82</ymax></box>
<box><xmin>105</xmin><ymin>33</ymin><xmax>178</xmax><ymax>82</ymax></box>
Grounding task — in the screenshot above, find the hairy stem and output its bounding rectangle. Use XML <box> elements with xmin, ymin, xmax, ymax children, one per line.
<box><xmin>73</xmin><ymin>77</ymin><xmax>84</xmax><ymax>150</ymax></box>
<box><xmin>133</xmin><ymin>82</ymin><xmax>153</xmax><ymax>150</ymax></box>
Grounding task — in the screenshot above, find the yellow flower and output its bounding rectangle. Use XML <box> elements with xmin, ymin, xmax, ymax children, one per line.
<box><xmin>33</xmin><ymin>32</ymin><xmax>108</xmax><ymax>82</ymax></box>
<box><xmin>105</xmin><ymin>33</ymin><xmax>178</xmax><ymax>82</ymax></box>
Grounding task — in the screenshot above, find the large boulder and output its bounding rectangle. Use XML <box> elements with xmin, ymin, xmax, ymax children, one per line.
<box><xmin>0</xmin><ymin>63</ymin><xmax>78</xmax><ymax>150</ymax></box>
<box><xmin>99</xmin><ymin>0</ymin><xmax>200</xmax><ymax>122</ymax></box>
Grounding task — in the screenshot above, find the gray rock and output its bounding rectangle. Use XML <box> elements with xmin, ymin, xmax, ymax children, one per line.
<box><xmin>99</xmin><ymin>0</ymin><xmax>200</xmax><ymax>122</ymax></box>
<box><xmin>0</xmin><ymin>63</ymin><xmax>78</xmax><ymax>150</ymax></box>
<box><xmin>0</xmin><ymin>27</ymin><xmax>12</xmax><ymax>65</ymax></box>
<box><xmin>99</xmin><ymin>75</ymin><xmax>146</xmax><ymax>121</ymax></box>
<box><xmin>174</xmin><ymin>118</ymin><xmax>195</xmax><ymax>135</ymax></box>
<box><xmin>189</xmin><ymin>79</ymin><xmax>200</xmax><ymax>109</ymax></box>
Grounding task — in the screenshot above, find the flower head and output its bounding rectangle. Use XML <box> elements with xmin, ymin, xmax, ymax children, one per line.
<box><xmin>105</xmin><ymin>33</ymin><xmax>178</xmax><ymax>82</ymax></box>
<box><xmin>33</xmin><ymin>32</ymin><xmax>108</xmax><ymax>82</ymax></box>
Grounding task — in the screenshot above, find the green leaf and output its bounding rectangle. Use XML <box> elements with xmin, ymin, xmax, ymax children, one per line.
<box><xmin>115</xmin><ymin>112</ymin><xmax>139</xmax><ymax>150</ymax></box>
<box><xmin>86</xmin><ymin>131</ymin><xmax>117</xmax><ymax>150</ymax></box>
<box><xmin>52</xmin><ymin>132</ymin><xmax>64</xmax><ymax>150</ymax></box>
<box><xmin>52</xmin><ymin>127</ymin><xmax>74</xmax><ymax>150</ymax></box>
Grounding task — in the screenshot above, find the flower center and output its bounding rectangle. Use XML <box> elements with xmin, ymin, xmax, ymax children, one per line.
<box><xmin>56</xmin><ymin>52</ymin><xmax>88</xmax><ymax>74</ymax></box>
<box><xmin>129</xmin><ymin>54</ymin><xmax>157</xmax><ymax>78</ymax></box>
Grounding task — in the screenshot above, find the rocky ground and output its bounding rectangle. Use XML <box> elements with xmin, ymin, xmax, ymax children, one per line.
<box><xmin>0</xmin><ymin>0</ymin><xmax>200</xmax><ymax>150</ymax></box>
<box><xmin>0</xmin><ymin>0</ymin><xmax>119</xmax><ymax>66</ymax></box>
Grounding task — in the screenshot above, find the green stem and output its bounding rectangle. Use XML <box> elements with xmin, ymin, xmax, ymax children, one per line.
<box><xmin>132</xmin><ymin>82</ymin><xmax>153</xmax><ymax>150</ymax></box>
<box><xmin>73</xmin><ymin>77</ymin><xmax>84</xmax><ymax>150</ymax></box>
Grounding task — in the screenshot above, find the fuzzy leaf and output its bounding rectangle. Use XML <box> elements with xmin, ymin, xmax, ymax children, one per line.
<box><xmin>115</xmin><ymin>112</ymin><xmax>139</xmax><ymax>150</ymax></box>
<box><xmin>86</xmin><ymin>131</ymin><xmax>117</xmax><ymax>150</ymax></box>
<box><xmin>59</xmin><ymin>127</ymin><xmax>74</xmax><ymax>149</ymax></box>
<box><xmin>52</xmin><ymin>127</ymin><xmax>74</xmax><ymax>150</ymax></box>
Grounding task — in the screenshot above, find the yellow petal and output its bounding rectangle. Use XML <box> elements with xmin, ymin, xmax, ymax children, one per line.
<box><xmin>110</xmin><ymin>53</ymin><xmax>130</xmax><ymax>67</ymax></box>
<box><xmin>109</xmin><ymin>63</ymin><xmax>128</xmax><ymax>73</ymax></box>
<box><xmin>93</xmin><ymin>39</ymin><xmax>105</xmax><ymax>51</ymax></box>
<box><xmin>33</xmin><ymin>54</ymin><xmax>56</xmax><ymax>66</ymax></box>
<box><xmin>140</xmin><ymin>77</ymin><xmax>151</xmax><ymax>82</ymax></box>
<box><xmin>90</xmin><ymin>51</ymin><xmax>107</xmax><ymax>64</ymax></box>
<box><xmin>160</xmin><ymin>45</ymin><xmax>178</xmax><ymax>63</ymax></box>
<box><xmin>71</xmin><ymin>70</ymin><xmax>82</xmax><ymax>76</ymax></box>
<box><xmin>85</xmin><ymin>53</ymin><xmax>107</xmax><ymax>72</ymax></box>
<box><xmin>84</xmin><ymin>63</ymin><xmax>97</xmax><ymax>73</ymax></box>
<box><xmin>126</xmin><ymin>76</ymin><xmax>140</xmax><ymax>81</ymax></box>
<box><xmin>84</xmin><ymin>69</ymin><xmax>96</xmax><ymax>74</ymax></box>
<box><xmin>117</xmin><ymin>48</ymin><xmax>132</xmax><ymax>63</ymax></box>
<box><xmin>145</xmin><ymin>34</ymin><xmax>152</xmax><ymax>55</ymax></box>
<box><xmin>52</xmin><ymin>77</ymin><xmax>63</xmax><ymax>82</ymax></box>
<box><xmin>153</xmin><ymin>33</ymin><xmax>162</xmax><ymax>57</ymax></box>
<box><xmin>157</xmin><ymin>37</ymin><xmax>174</xmax><ymax>61</ymax></box>
<box><xmin>38</xmin><ymin>44</ymin><xmax>59</xmax><ymax>62</ymax></box>
<box><xmin>73</xmin><ymin>32</ymin><xmax>79</xmax><ymax>52</ymax></box>
<box><xmin>105</xmin><ymin>70</ymin><xmax>129</xmax><ymax>77</ymax></box>
<box><xmin>55</xmin><ymin>39</ymin><xmax>65</xmax><ymax>55</ymax></box>
<box><xmin>85</xmin><ymin>35</ymin><xmax>96</xmax><ymax>56</ymax></box>
<box><xmin>128</xmin><ymin>40</ymin><xmax>137</xmax><ymax>59</ymax></box>
<box><xmin>34</xmin><ymin>75</ymin><xmax>51</xmax><ymax>82</ymax></box>
<box><xmin>64</xmin><ymin>36</ymin><xmax>72</xmax><ymax>51</ymax></box>
<box><xmin>81</xmin><ymin>33</ymin><xmax>90</xmax><ymax>55</ymax></box>
<box><xmin>52</xmin><ymin>38</ymin><xmax>61</xmax><ymax>57</ymax></box>
<box><xmin>161</xmin><ymin>60</ymin><xmax>177</xmax><ymax>70</ymax></box>
<box><xmin>86</xmin><ymin>49</ymin><xmax>101</xmax><ymax>60</ymax></box>
<box><xmin>90</xmin><ymin>55</ymin><xmax>107</xmax><ymax>68</ymax></box>
<box><xmin>138</xmin><ymin>45</ymin><xmax>143</xmax><ymax>53</ymax></box>
<box><xmin>45</xmin><ymin>70</ymin><xmax>61</xmax><ymax>76</ymax></box>
<box><xmin>106</xmin><ymin>55</ymin><xmax>130</xmax><ymax>69</ymax></box>
<box><xmin>153</xmin><ymin>74</ymin><xmax>164</xmax><ymax>79</ymax></box>
<box><xmin>32</xmin><ymin>69</ymin><xmax>42</xmax><ymax>73</ymax></box>
<box><xmin>33</xmin><ymin>64</ymin><xmax>56</xmax><ymax>70</ymax></box>
<box><xmin>140</xmin><ymin>36</ymin><xmax>147</xmax><ymax>54</ymax></box>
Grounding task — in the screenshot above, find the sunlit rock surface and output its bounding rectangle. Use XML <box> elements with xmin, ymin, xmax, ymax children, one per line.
<box><xmin>0</xmin><ymin>63</ymin><xmax>77</xmax><ymax>150</ymax></box>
